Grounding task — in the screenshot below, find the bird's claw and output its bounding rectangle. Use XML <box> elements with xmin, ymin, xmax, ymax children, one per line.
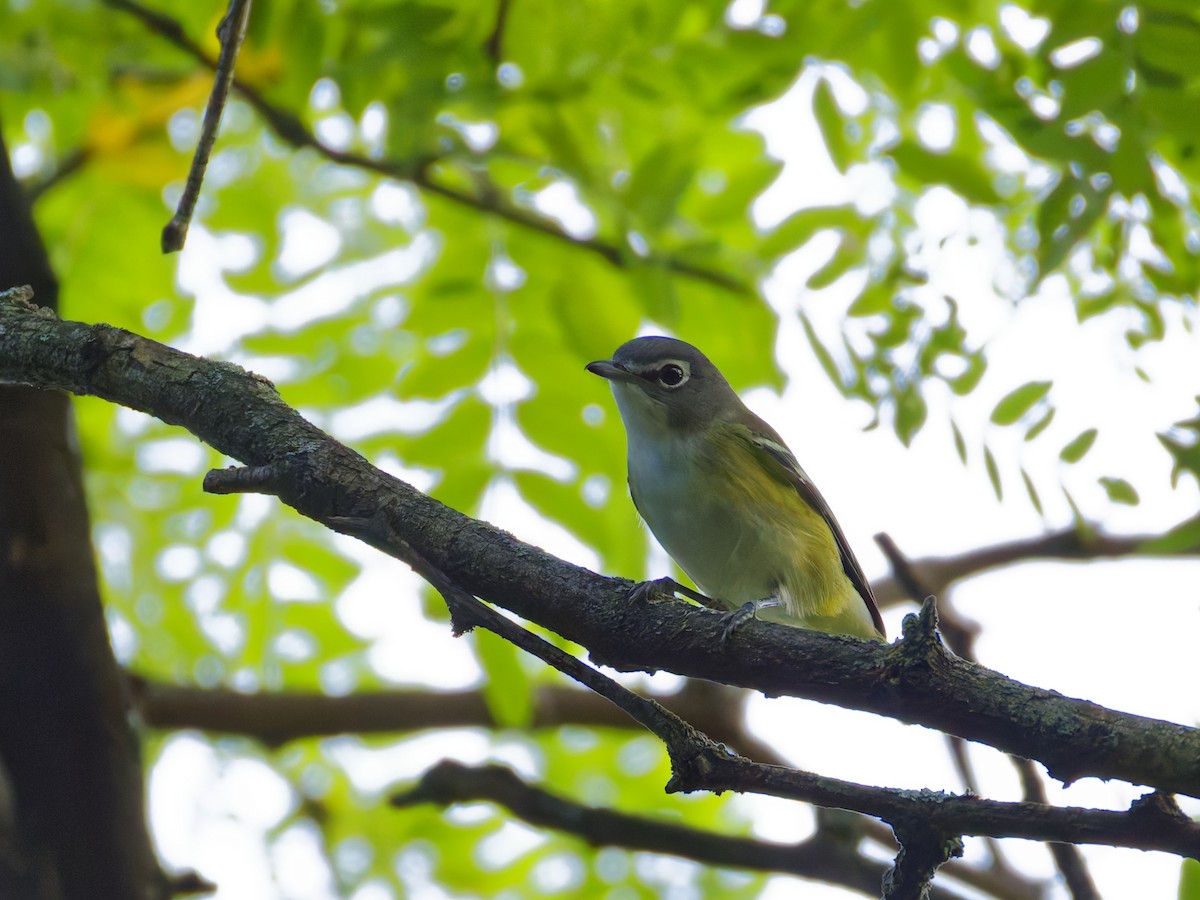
<box><xmin>626</xmin><ymin>577</ymin><xmax>679</xmax><ymax>604</ymax></box>
<box><xmin>626</xmin><ymin>577</ymin><xmax>721</xmax><ymax>610</ymax></box>
<box><xmin>719</xmin><ymin>600</ymin><xmax>759</xmax><ymax>644</ymax></box>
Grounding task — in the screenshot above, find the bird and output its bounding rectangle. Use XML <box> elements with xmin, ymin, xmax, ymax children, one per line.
<box><xmin>586</xmin><ymin>336</ymin><xmax>885</xmax><ymax>641</ymax></box>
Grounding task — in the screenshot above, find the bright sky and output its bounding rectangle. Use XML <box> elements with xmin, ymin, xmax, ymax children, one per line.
<box><xmin>142</xmin><ymin>46</ymin><xmax>1200</xmax><ymax>900</ymax></box>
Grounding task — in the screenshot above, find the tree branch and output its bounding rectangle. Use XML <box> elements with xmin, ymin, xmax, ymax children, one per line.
<box><xmin>1016</xmin><ymin>756</ymin><xmax>1101</xmax><ymax>900</ymax></box>
<box><xmin>3</xmin><ymin>294</ymin><xmax>1200</xmax><ymax>807</ymax></box>
<box><xmin>676</xmin><ymin>742</ymin><xmax>1200</xmax><ymax>857</ymax></box>
<box><xmin>883</xmin><ymin>824</ymin><xmax>963</xmax><ymax>900</ymax></box>
<box><xmin>131</xmin><ymin>674</ymin><xmax>788</xmax><ymax>757</ymax></box>
<box><xmin>393</xmin><ymin>760</ymin><xmax>969</xmax><ymax>899</ymax></box>
<box><xmin>871</xmin><ymin>527</ymin><xmax>1200</xmax><ymax>608</ymax></box>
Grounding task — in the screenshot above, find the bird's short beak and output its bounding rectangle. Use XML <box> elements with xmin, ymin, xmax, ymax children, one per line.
<box><xmin>585</xmin><ymin>360</ymin><xmax>638</xmax><ymax>383</ymax></box>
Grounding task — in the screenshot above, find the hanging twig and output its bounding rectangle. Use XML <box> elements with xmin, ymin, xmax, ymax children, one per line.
<box><xmin>160</xmin><ymin>0</ymin><xmax>253</xmax><ymax>252</ymax></box>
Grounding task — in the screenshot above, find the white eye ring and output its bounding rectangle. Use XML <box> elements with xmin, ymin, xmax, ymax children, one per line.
<box><xmin>657</xmin><ymin>363</ymin><xmax>687</xmax><ymax>388</ymax></box>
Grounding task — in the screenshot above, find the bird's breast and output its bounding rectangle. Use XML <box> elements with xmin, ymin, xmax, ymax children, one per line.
<box><xmin>626</xmin><ymin>431</ymin><xmax>779</xmax><ymax>606</ymax></box>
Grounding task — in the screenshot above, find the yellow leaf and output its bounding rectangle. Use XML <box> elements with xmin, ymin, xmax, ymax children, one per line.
<box><xmin>93</xmin><ymin>142</ymin><xmax>186</xmax><ymax>188</ymax></box>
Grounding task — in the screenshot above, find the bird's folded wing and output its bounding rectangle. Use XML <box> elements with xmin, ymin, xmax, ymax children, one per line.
<box><xmin>735</xmin><ymin>426</ymin><xmax>887</xmax><ymax>638</ymax></box>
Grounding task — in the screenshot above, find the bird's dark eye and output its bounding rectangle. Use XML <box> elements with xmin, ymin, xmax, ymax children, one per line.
<box><xmin>657</xmin><ymin>364</ymin><xmax>685</xmax><ymax>387</ymax></box>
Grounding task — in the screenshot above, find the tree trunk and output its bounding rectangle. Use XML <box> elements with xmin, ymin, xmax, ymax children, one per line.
<box><xmin>0</xmin><ymin>124</ymin><xmax>159</xmax><ymax>899</ymax></box>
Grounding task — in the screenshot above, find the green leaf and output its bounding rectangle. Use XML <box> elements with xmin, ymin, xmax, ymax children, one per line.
<box><xmin>1139</xmin><ymin>11</ymin><xmax>1200</xmax><ymax>83</ymax></box>
<box><xmin>1024</xmin><ymin>406</ymin><xmax>1056</xmax><ymax>442</ymax></box>
<box><xmin>1181</xmin><ymin>858</ymin><xmax>1200</xmax><ymax>900</ymax></box>
<box><xmin>806</xmin><ymin>235</ymin><xmax>863</xmax><ymax>289</ymax></box>
<box><xmin>1021</xmin><ymin>468</ymin><xmax>1044</xmax><ymax>516</ymax></box>
<box><xmin>894</xmin><ymin>385</ymin><xmax>927</xmax><ymax>446</ymax></box>
<box><xmin>947</xmin><ymin>351</ymin><xmax>986</xmax><ymax>396</ymax></box>
<box><xmin>1063</xmin><ymin>487</ymin><xmax>1093</xmax><ymax>538</ymax></box>
<box><xmin>626</xmin><ymin>138</ymin><xmax>698</xmax><ymax>233</ymax></box>
<box><xmin>889</xmin><ymin>139</ymin><xmax>1001</xmax><ymax>205</ymax></box>
<box><xmin>984</xmin><ymin>445</ymin><xmax>1002</xmax><ymax>500</ymax></box>
<box><xmin>513</xmin><ymin>469</ymin><xmax>643</xmax><ymax>578</ymax></box>
<box><xmin>1060</xmin><ymin>429</ymin><xmax>1098</xmax><ymax>464</ymax></box>
<box><xmin>760</xmin><ymin>205</ymin><xmax>863</xmax><ymax>258</ymax></box>
<box><xmin>473</xmin><ymin>629</ymin><xmax>534</xmax><ymax>728</ymax></box>
<box><xmin>1076</xmin><ymin>290</ymin><xmax>1123</xmax><ymax>323</ymax></box>
<box><xmin>1126</xmin><ymin>300</ymin><xmax>1167</xmax><ymax>349</ymax></box>
<box><xmin>991</xmin><ymin>381</ymin><xmax>1053</xmax><ymax>426</ymax></box>
<box><xmin>812</xmin><ymin>77</ymin><xmax>853</xmax><ymax>173</ymax></box>
<box><xmin>280</xmin><ymin>533</ymin><xmax>361</xmax><ymax>595</ymax></box>
<box><xmin>1140</xmin><ymin>514</ymin><xmax>1200</xmax><ymax>554</ymax></box>
<box><xmin>1157</xmin><ymin>406</ymin><xmax>1200</xmax><ymax>488</ymax></box>
<box><xmin>799</xmin><ymin>312</ymin><xmax>845</xmax><ymax>389</ymax></box>
<box><xmin>1036</xmin><ymin>178</ymin><xmax>1111</xmax><ymax>277</ymax></box>
<box><xmin>950</xmin><ymin>419</ymin><xmax>967</xmax><ymax>465</ymax></box>
<box><xmin>1099</xmin><ymin>476</ymin><xmax>1139</xmax><ymax>506</ymax></box>
<box><xmin>848</xmin><ymin>278</ymin><xmax>900</xmax><ymax>317</ymax></box>
<box><xmin>869</xmin><ymin>300</ymin><xmax>920</xmax><ymax>351</ymax></box>
<box><xmin>282</xmin><ymin>602</ymin><xmax>364</xmax><ymax>668</ymax></box>
<box><xmin>396</xmin><ymin>333</ymin><xmax>493</xmax><ymax>401</ymax></box>
<box><xmin>1056</xmin><ymin>49</ymin><xmax>1129</xmax><ymax>122</ymax></box>
<box><xmin>673</xmin><ymin>278</ymin><xmax>783</xmax><ymax>390</ymax></box>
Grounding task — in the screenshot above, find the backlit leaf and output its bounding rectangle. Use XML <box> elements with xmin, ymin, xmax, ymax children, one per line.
<box><xmin>1021</xmin><ymin>468</ymin><xmax>1044</xmax><ymax>516</ymax></box>
<box><xmin>951</xmin><ymin>418</ymin><xmax>967</xmax><ymax>465</ymax></box>
<box><xmin>1060</xmin><ymin>428</ymin><xmax>1098</xmax><ymax>464</ymax></box>
<box><xmin>991</xmin><ymin>381</ymin><xmax>1053</xmax><ymax>426</ymax></box>
<box><xmin>984</xmin><ymin>445</ymin><xmax>1003</xmax><ymax>500</ymax></box>
<box><xmin>1099</xmin><ymin>476</ymin><xmax>1139</xmax><ymax>505</ymax></box>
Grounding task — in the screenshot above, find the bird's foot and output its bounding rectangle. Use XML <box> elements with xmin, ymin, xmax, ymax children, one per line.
<box><xmin>718</xmin><ymin>596</ymin><xmax>785</xmax><ymax>644</ymax></box>
<box><xmin>718</xmin><ymin>601</ymin><xmax>758</xmax><ymax>643</ymax></box>
<box><xmin>626</xmin><ymin>577</ymin><xmax>721</xmax><ymax>610</ymax></box>
<box><xmin>626</xmin><ymin>577</ymin><xmax>676</xmax><ymax>604</ymax></box>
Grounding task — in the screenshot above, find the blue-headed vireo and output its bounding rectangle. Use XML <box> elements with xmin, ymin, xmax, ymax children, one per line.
<box><xmin>587</xmin><ymin>336</ymin><xmax>885</xmax><ymax>641</ymax></box>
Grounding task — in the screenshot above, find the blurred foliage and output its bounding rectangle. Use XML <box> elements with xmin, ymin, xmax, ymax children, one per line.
<box><xmin>3</xmin><ymin>0</ymin><xmax>1200</xmax><ymax>896</ymax></box>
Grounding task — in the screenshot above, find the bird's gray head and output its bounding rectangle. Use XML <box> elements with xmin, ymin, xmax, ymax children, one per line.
<box><xmin>585</xmin><ymin>336</ymin><xmax>740</xmax><ymax>431</ymax></box>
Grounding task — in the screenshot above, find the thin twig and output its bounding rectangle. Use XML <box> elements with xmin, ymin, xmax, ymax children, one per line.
<box><xmin>25</xmin><ymin>149</ymin><xmax>88</xmax><ymax>204</ymax></box>
<box><xmin>161</xmin><ymin>0</ymin><xmax>253</xmax><ymax>252</ymax></box>
<box><xmin>393</xmin><ymin>760</ymin><xmax>969</xmax><ymax>899</ymax></box>
<box><xmin>163</xmin><ymin>870</ymin><xmax>218</xmax><ymax>896</ymax></box>
<box><xmin>871</xmin><ymin>526</ymin><xmax>1200</xmax><ymax>609</ymax></box>
<box><xmin>682</xmin><ymin>736</ymin><xmax>1200</xmax><ymax>856</ymax></box>
<box><xmin>484</xmin><ymin>0</ymin><xmax>511</xmax><ymax>61</ymax></box>
<box><xmin>1016</xmin><ymin>758</ymin><xmax>1101</xmax><ymax>900</ymax></box>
